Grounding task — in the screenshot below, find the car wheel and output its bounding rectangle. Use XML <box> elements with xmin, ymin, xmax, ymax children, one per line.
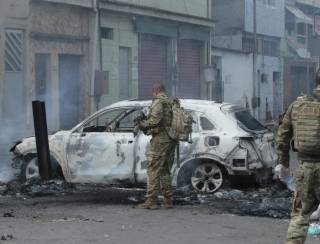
<box><xmin>20</xmin><ymin>157</ymin><xmax>40</xmax><ymax>182</ymax></box>
<box><xmin>191</xmin><ymin>162</ymin><xmax>224</xmax><ymax>193</ymax></box>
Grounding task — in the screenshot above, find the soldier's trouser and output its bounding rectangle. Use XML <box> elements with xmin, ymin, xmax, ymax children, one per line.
<box><xmin>146</xmin><ymin>138</ymin><xmax>176</xmax><ymax>199</ymax></box>
<box><xmin>286</xmin><ymin>161</ymin><xmax>320</xmax><ymax>244</ymax></box>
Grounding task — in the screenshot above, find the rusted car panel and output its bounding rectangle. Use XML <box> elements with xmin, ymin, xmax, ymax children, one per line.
<box><xmin>11</xmin><ymin>99</ymin><xmax>277</xmax><ymax>190</ymax></box>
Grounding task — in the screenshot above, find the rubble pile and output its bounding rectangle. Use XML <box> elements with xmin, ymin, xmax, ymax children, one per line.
<box><xmin>1</xmin><ymin>179</ymin><xmax>74</xmax><ymax>196</ymax></box>
<box><xmin>175</xmin><ymin>185</ymin><xmax>294</xmax><ymax>219</ymax></box>
<box><xmin>1</xmin><ymin>179</ymin><xmax>294</xmax><ymax>219</ymax></box>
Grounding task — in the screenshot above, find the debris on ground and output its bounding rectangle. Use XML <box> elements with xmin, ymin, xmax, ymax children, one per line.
<box><xmin>2</xmin><ymin>178</ymin><xmax>295</xmax><ymax>219</ymax></box>
<box><xmin>175</xmin><ymin>185</ymin><xmax>293</xmax><ymax>219</ymax></box>
<box><xmin>2</xmin><ymin>180</ymin><xmax>22</xmax><ymax>196</ymax></box>
<box><xmin>0</xmin><ymin>183</ymin><xmax>8</xmax><ymax>195</ymax></box>
<box><xmin>21</xmin><ymin>179</ymin><xmax>74</xmax><ymax>196</ymax></box>
<box><xmin>3</xmin><ymin>210</ymin><xmax>14</xmax><ymax>218</ymax></box>
<box><xmin>2</xmin><ymin>179</ymin><xmax>75</xmax><ymax>197</ymax></box>
<box><xmin>1</xmin><ymin>234</ymin><xmax>13</xmax><ymax>241</ymax></box>
<box><xmin>32</xmin><ymin>214</ymin><xmax>105</xmax><ymax>224</ymax></box>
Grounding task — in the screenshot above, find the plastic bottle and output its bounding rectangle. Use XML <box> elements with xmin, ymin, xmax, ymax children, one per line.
<box><xmin>308</xmin><ymin>223</ymin><xmax>320</xmax><ymax>236</ymax></box>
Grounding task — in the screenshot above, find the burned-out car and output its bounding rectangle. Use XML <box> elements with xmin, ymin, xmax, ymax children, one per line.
<box><xmin>11</xmin><ymin>100</ymin><xmax>277</xmax><ymax>193</ymax></box>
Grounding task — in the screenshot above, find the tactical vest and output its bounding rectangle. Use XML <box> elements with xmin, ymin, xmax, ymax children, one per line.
<box><xmin>291</xmin><ymin>95</ymin><xmax>320</xmax><ymax>155</ymax></box>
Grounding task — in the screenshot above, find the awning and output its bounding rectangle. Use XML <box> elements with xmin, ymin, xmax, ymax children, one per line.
<box><xmin>135</xmin><ymin>17</ymin><xmax>178</xmax><ymax>37</ymax></box>
<box><xmin>297</xmin><ymin>0</ymin><xmax>320</xmax><ymax>9</ymax></box>
<box><xmin>286</xmin><ymin>5</ymin><xmax>313</xmax><ymax>24</ymax></box>
<box><xmin>179</xmin><ymin>25</ymin><xmax>210</xmax><ymax>41</ymax></box>
<box><xmin>135</xmin><ymin>17</ymin><xmax>210</xmax><ymax>41</ymax></box>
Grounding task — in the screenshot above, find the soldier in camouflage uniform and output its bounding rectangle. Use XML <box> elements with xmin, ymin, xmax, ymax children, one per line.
<box><xmin>276</xmin><ymin>70</ymin><xmax>320</xmax><ymax>244</ymax></box>
<box><xmin>137</xmin><ymin>83</ymin><xmax>177</xmax><ymax>210</ymax></box>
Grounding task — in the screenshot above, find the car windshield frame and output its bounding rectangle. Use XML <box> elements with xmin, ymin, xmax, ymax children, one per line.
<box><xmin>71</xmin><ymin>106</ymin><xmax>140</xmax><ymax>133</ymax></box>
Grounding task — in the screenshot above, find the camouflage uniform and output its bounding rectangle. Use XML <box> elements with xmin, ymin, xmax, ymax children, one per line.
<box><xmin>276</xmin><ymin>95</ymin><xmax>320</xmax><ymax>244</ymax></box>
<box><xmin>139</xmin><ymin>94</ymin><xmax>176</xmax><ymax>204</ymax></box>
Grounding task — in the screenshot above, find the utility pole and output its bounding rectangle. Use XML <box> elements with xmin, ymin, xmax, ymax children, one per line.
<box><xmin>252</xmin><ymin>0</ymin><xmax>258</xmax><ymax>118</ymax></box>
<box><xmin>206</xmin><ymin>0</ymin><xmax>213</xmax><ymax>100</ymax></box>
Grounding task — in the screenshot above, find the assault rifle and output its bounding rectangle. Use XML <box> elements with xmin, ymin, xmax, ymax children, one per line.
<box><xmin>133</xmin><ymin>111</ymin><xmax>147</xmax><ymax>126</ymax></box>
<box><xmin>133</xmin><ymin>111</ymin><xmax>147</xmax><ymax>136</ymax></box>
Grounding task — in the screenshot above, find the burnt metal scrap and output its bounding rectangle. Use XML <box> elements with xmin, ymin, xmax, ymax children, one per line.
<box><xmin>2</xmin><ymin>179</ymin><xmax>74</xmax><ymax>197</ymax></box>
<box><xmin>1</xmin><ymin>178</ymin><xmax>293</xmax><ymax>219</ymax></box>
<box><xmin>174</xmin><ymin>185</ymin><xmax>293</xmax><ymax>219</ymax></box>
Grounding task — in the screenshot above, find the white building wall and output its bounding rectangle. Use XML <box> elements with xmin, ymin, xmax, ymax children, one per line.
<box><xmin>256</xmin><ymin>55</ymin><xmax>282</xmax><ymax>121</ymax></box>
<box><xmin>214</xmin><ymin>49</ymin><xmax>253</xmax><ymax>108</ymax></box>
<box><xmin>100</xmin><ymin>12</ymin><xmax>139</xmax><ymax>107</ymax></box>
<box><xmin>113</xmin><ymin>0</ymin><xmax>209</xmax><ymax>18</ymax></box>
<box><xmin>245</xmin><ymin>0</ymin><xmax>285</xmax><ymax>38</ymax></box>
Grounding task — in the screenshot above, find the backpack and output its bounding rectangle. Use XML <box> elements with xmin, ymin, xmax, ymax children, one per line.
<box><xmin>291</xmin><ymin>95</ymin><xmax>320</xmax><ymax>154</ymax></box>
<box><xmin>165</xmin><ymin>98</ymin><xmax>193</xmax><ymax>143</ymax></box>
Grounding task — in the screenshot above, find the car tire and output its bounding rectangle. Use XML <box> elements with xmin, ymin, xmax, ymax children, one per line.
<box><xmin>190</xmin><ymin>162</ymin><xmax>224</xmax><ymax>193</ymax></box>
<box><xmin>20</xmin><ymin>157</ymin><xmax>40</xmax><ymax>182</ymax></box>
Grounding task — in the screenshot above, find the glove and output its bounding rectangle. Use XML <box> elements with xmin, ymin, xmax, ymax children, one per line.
<box><xmin>138</xmin><ymin>121</ymin><xmax>145</xmax><ymax>130</ymax></box>
<box><xmin>274</xmin><ymin>164</ymin><xmax>290</xmax><ymax>180</ymax></box>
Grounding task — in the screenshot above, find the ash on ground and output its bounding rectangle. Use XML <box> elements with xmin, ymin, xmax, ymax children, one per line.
<box><xmin>175</xmin><ymin>184</ymin><xmax>293</xmax><ymax>219</ymax></box>
<box><xmin>1</xmin><ymin>179</ymin><xmax>74</xmax><ymax>197</ymax></box>
<box><xmin>0</xmin><ymin>179</ymin><xmax>293</xmax><ymax>219</ymax></box>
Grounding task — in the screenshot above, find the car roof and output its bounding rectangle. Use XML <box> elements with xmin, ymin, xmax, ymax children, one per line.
<box><xmin>72</xmin><ymin>99</ymin><xmax>247</xmax><ymax>132</ymax></box>
<box><xmin>105</xmin><ymin>99</ymin><xmax>240</xmax><ymax>113</ymax></box>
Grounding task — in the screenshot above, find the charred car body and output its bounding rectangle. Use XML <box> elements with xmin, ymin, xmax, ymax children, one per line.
<box><xmin>11</xmin><ymin>100</ymin><xmax>277</xmax><ymax>193</ymax></box>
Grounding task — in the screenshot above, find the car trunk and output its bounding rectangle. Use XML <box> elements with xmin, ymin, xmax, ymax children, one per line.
<box><xmin>230</xmin><ymin>109</ymin><xmax>277</xmax><ymax>169</ymax></box>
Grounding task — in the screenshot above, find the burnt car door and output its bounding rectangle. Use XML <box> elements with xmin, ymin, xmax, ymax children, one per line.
<box><xmin>134</xmin><ymin>110</ymin><xmax>200</xmax><ymax>184</ymax></box>
<box><xmin>65</xmin><ymin>107</ymin><xmax>139</xmax><ymax>184</ymax></box>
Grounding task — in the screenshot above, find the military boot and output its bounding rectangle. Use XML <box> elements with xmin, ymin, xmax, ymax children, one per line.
<box><xmin>136</xmin><ymin>198</ymin><xmax>158</xmax><ymax>210</ymax></box>
<box><xmin>163</xmin><ymin>197</ymin><xmax>173</xmax><ymax>209</ymax></box>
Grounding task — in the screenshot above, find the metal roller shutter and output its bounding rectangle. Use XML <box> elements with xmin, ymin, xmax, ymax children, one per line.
<box><xmin>139</xmin><ymin>34</ymin><xmax>168</xmax><ymax>99</ymax></box>
<box><xmin>178</xmin><ymin>40</ymin><xmax>202</xmax><ymax>99</ymax></box>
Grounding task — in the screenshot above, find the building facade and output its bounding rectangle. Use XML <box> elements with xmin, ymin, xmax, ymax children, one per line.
<box><xmin>283</xmin><ymin>0</ymin><xmax>320</xmax><ymax>108</ymax></box>
<box><xmin>0</xmin><ymin>0</ymin><xmax>97</xmax><ymax>166</ymax></box>
<box><xmin>0</xmin><ymin>0</ymin><xmax>213</xmax><ymax>164</ymax></box>
<box><xmin>212</xmin><ymin>48</ymin><xmax>253</xmax><ymax>107</ymax></box>
<box><xmin>213</xmin><ymin>0</ymin><xmax>285</xmax><ymax>121</ymax></box>
<box><xmin>0</xmin><ymin>0</ymin><xmax>96</xmax><ymax>134</ymax></box>
<box><xmin>97</xmin><ymin>0</ymin><xmax>214</xmax><ymax>108</ymax></box>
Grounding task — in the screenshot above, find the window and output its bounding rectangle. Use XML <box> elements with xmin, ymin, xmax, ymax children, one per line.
<box><xmin>200</xmin><ymin>117</ymin><xmax>215</xmax><ymax>131</ymax></box>
<box><xmin>5</xmin><ymin>29</ymin><xmax>23</xmax><ymax>72</ymax></box>
<box><xmin>297</xmin><ymin>23</ymin><xmax>306</xmax><ymax>35</ymax></box>
<box><xmin>242</xmin><ymin>37</ymin><xmax>254</xmax><ymax>53</ymax></box>
<box><xmin>234</xmin><ymin>110</ymin><xmax>266</xmax><ymax>132</ymax></box>
<box><xmin>297</xmin><ymin>23</ymin><xmax>307</xmax><ymax>44</ymax></box>
<box><xmin>82</xmin><ymin>108</ymin><xmax>128</xmax><ymax>132</ymax></box>
<box><xmin>117</xmin><ymin>109</ymin><xmax>142</xmax><ymax>131</ymax></box>
<box><xmin>101</xmin><ymin>27</ymin><xmax>114</xmax><ymax>40</ymax></box>
<box><xmin>263</xmin><ymin>40</ymin><xmax>279</xmax><ymax>57</ymax></box>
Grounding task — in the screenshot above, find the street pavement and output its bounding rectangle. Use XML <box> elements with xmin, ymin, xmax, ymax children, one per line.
<box><xmin>0</xmin><ymin>189</ymin><xmax>318</xmax><ymax>244</ymax></box>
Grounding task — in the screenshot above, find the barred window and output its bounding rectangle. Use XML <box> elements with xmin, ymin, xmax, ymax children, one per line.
<box><xmin>5</xmin><ymin>29</ymin><xmax>23</xmax><ymax>72</ymax></box>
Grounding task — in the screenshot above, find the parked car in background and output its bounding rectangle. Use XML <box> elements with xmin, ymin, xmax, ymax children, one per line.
<box><xmin>10</xmin><ymin>99</ymin><xmax>277</xmax><ymax>193</ymax></box>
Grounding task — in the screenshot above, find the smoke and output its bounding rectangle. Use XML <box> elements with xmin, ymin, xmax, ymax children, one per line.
<box><xmin>0</xmin><ymin>54</ymin><xmax>84</xmax><ymax>183</ymax></box>
<box><xmin>0</xmin><ymin>108</ymin><xmax>31</xmax><ymax>182</ymax></box>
